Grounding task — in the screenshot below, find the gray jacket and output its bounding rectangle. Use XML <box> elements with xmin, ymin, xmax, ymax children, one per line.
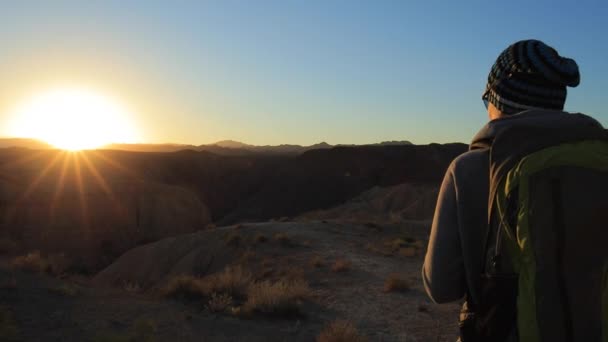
<box><xmin>422</xmin><ymin>110</ymin><xmax>604</xmax><ymax>305</ymax></box>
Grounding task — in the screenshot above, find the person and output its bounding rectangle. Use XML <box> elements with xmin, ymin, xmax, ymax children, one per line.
<box><xmin>421</xmin><ymin>39</ymin><xmax>606</xmax><ymax>341</ymax></box>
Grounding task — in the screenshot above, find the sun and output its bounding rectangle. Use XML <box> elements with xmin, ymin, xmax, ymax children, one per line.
<box><xmin>6</xmin><ymin>88</ymin><xmax>140</xmax><ymax>150</ymax></box>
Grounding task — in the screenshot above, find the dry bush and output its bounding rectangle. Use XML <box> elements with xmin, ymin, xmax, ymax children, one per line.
<box><xmin>10</xmin><ymin>252</ymin><xmax>48</xmax><ymax>273</ymax></box>
<box><xmin>317</xmin><ymin>320</ymin><xmax>367</xmax><ymax>342</ymax></box>
<box><xmin>163</xmin><ymin>275</ymin><xmax>210</xmax><ymax>301</ymax></box>
<box><xmin>207</xmin><ymin>292</ymin><xmax>233</xmax><ymax>313</ymax></box>
<box><xmin>208</xmin><ymin>265</ymin><xmax>253</xmax><ymax>300</ymax></box>
<box><xmin>225</xmin><ymin>232</ymin><xmax>242</xmax><ymax>247</ymax></box>
<box><xmin>253</xmin><ymin>234</ymin><xmax>267</xmax><ymax>244</ymax></box>
<box><xmin>383</xmin><ymin>273</ymin><xmax>410</xmax><ymax>293</ymax></box>
<box><xmin>310</xmin><ymin>256</ymin><xmax>324</xmax><ymax>268</ymax></box>
<box><xmin>274</xmin><ymin>233</ymin><xmax>293</xmax><ymax>246</ymax></box>
<box><xmin>164</xmin><ymin>266</ymin><xmax>254</xmax><ymax>302</ymax></box>
<box><xmin>10</xmin><ymin>251</ymin><xmax>72</xmax><ymax>275</ymax></box>
<box><xmin>205</xmin><ymin>223</ymin><xmax>217</xmax><ymax>230</ymax></box>
<box><xmin>383</xmin><ymin>236</ymin><xmax>424</xmax><ymax>257</ymax></box>
<box><xmin>331</xmin><ymin>258</ymin><xmax>352</xmax><ymax>273</ymax></box>
<box><xmin>243</xmin><ymin>279</ymin><xmax>311</xmax><ymax>317</ymax></box>
<box><xmin>123</xmin><ymin>282</ymin><xmax>142</xmax><ymax>293</ymax></box>
<box><xmin>398</xmin><ymin>247</ymin><xmax>417</xmax><ymax>257</ymax></box>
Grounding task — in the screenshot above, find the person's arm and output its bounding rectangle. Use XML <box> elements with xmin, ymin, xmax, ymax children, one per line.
<box><xmin>422</xmin><ymin>162</ymin><xmax>466</xmax><ymax>303</ymax></box>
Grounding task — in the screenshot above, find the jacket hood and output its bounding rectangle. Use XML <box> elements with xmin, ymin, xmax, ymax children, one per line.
<box><xmin>470</xmin><ymin>110</ymin><xmax>603</xmax><ymax>150</ymax></box>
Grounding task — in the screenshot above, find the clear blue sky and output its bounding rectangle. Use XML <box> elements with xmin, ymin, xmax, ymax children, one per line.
<box><xmin>0</xmin><ymin>0</ymin><xmax>606</xmax><ymax>145</ymax></box>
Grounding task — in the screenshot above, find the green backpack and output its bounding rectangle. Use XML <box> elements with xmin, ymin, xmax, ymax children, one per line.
<box><xmin>470</xmin><ymin>112</ymin><xmax>608</xmax><ymax>342</ymax></box>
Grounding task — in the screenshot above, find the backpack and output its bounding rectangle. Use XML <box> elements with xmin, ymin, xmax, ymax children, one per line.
<box><xmin>464</xmin><ymin>111</ymin><xmax>608</xmax><ymax>342</ymax></box>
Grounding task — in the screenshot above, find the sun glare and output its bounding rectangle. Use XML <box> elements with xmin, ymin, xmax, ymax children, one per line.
<box><xmin>7</xmin><ymin>88</ymin><xmax>140</xmax><ymax>150</ymax></box>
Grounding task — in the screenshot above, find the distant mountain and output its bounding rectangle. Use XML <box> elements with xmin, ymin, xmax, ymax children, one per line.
<box><xmin>0</xmin><ymin>138</ymin><xmax>53</xmax><ymax>150</ymax></box>
<box><xmin>1</xmin><ymin>138</ymin><xmax>415</xmax><ymax>155</ymax></box>
<box><xmin>200</xmin><ymin>140</ymin><xmax>334</xmax><ymax>155</ymax></box>
<box><xmin>103</xmin><ymin>143</ymin><xmax>198</xmax><ymax>153</ymax></box>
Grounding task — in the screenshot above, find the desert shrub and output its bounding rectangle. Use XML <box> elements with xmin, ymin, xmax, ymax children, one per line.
<box><xmin>383</xmin><ymin>273</ymin><xmax>410</xmax><ymax>293</ymax></box>
<box><xmin>317</xmin><ymin>320</ymin><xmax>367</xmax><ymax>342</ymax></box>
<box><xmin>207</xmin><ymin>292</ymin><xmax>233</xmax><ymax>313</ymax></box>
<box><xmin>0</xmin><ymin>306</ymin><xmax>19</xmax><ymax>342</ymax></box>
<box><xmin>10</xmin><ymin>251</ymin><xmax>48</xmax><ymax>273</ymax></box>
<box><xmin>398</xmin><ymin>247</ymin><xmax>417</xmax><ymax>257</ymax></box>
<box><xmin>163</xmin><ymin>266</ymin><xmax>253</xmax><ymax>302</ymax></box>
<box><xmin>274</xmin><ymin>233</ymin><xmax>293</xmax><ymax>246</ymax></box>
<box><xmin>310</xmin><ymin>256</ymin><xmax>324</xmax><ymax>268</ymax></box>
<box><xmin>10</xmin><ymin>251</ymin><xmax>71</xmax><ymax>275</ymax></box>
<box><xmin>253</xmin><ymin>234</ymin><xmax>267</xmax><ymax>244</ymax></box>
<box><xmin>331</xmin><ymin>258</ymin><xmax>352</xmax><ymax>273</ymax></box>
<box><xmin>208</xmin><ymin>265</ymin><xmax>253</xmax><ymax>300</ymax></box>
<box><xmin>123</xmin><ymin>282</ymin><xmax>141</xmax><ymax>293</ymax></box>
<box><xmin>225</xmin><ymin>232</ymin><xmax>242</xmax><ymax>247</ymax></box>
<box><xmin>163</xmin><ymin>275</ymin><xmax>210</xmax><ymax>301</ymax></box>
<box><xmin>243</xmin><ymin>279</ymin><xmax>311</xmax><ymax>317</ymax></box>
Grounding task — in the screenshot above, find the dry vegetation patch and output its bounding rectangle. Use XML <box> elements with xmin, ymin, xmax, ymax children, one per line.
<box><xmin>310</xmin><ymin>255</ymin><xmax>324</xmax><ymax>268</ymax></box>
<box><xmin>243</xmin><ymin>279</ymin><xmax>311</xmax><ymax>317</ymax></box>
<box><xmin>273</xmin><ymin>233</ymin><xmax>293</xmax><ymax>247</ymax></box>
<box><xmin>10</xmin><ymin>251</ymin><xmax>71</xmax><ymax>275</ymax></box>
<box><xmin>253</xmin><ymin>233</ymin><xmax>267</xmax><ymax>244</ymax></box>
<box><xmin>383</xmin><ymin>273</ymin><xmax>410</xmax><ymax>293</ymax></box>
<box><xmin>164</xmin><ymin>265</ymin><xmax>312</xmax><ymax>319</ymax></box>
<box><xmin>164</xmin><ymin>266</ymin><xmax>253</xmax><ymax>302</ymax></box>
<box><xmin>331</xmin><ymin>258</ymin><xmax>352</xmax><ymax>273</ymax></box>
<box><xmin>317</xmin><ymin>320</ymin><xmax>367</xmax><ymax>342</ymax></box>
<box><xmin>207</xmin><ymin>293</ymin><xmax>233</xmax><ymax>313</ymax></box>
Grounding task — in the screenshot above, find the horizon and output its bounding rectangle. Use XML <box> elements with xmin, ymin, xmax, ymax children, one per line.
<box><xmin>0</xmin><ymin>1</ymin><xmax>607</xmax><ymax>149</ymax></box>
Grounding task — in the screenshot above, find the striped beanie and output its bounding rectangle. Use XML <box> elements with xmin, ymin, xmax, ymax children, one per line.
<box><xmin>484</xmin><ymin>39</ymin><xmax>580</xmax><ymax>114</ymax></box>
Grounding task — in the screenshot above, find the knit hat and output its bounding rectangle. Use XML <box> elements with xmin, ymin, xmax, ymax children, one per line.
<box><xmin>483</xmin><ymin>39</ymin><xmax>580</xmax><ymax>114</ymax></box>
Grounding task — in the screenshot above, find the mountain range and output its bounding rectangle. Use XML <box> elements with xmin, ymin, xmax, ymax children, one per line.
<box><xmin>0</xmin><ymin>138</ymin><xmax>413</xmax><ymax>155</ymax></box>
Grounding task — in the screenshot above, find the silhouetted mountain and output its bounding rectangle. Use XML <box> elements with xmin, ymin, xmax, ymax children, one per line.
<box><xmin>0</xmin><ymin>138</ymin><xmax>53</xmax><ymax>149</ymax></box>
<box><xmin>218</xmin><ymin>143</ymin><xmax>466</xmax><ymax>224</ymax></box>
<box><xmin>0</xmin><ymin>143</ymin><xmax>466</xmax><ymax>271</ymax></box>
<box><xmin>104</xmin><ymin>143</ymin><xmax>198</xmax><ymax>152</ymax></box>
<box><xmin>200</xmin><ymin>140</ymin><xmax>334</xmax><ymax>155</ymax></box>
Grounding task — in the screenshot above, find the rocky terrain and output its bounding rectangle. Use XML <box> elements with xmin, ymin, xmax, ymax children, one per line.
<box><xmin>0</xmin><ymin>143</ymin><xmax>466</xmax><ymax>341</ymax></box>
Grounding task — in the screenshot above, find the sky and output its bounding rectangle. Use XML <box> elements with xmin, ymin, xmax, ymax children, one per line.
<box><xmin>0</xmin><ymin>0</ymin><xmax>606</xmax><ymax>146</ymax></box>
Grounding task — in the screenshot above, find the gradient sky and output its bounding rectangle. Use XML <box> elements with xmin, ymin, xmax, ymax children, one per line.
<box><xmin>0</xmin><ymin>0</ymin><xmax>606</xmax><ymax>145</ymax></box>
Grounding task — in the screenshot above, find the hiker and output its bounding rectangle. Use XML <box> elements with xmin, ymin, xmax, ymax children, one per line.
<box><xmin>422</xmin><ymin>39</ymin><xmax>608</xmax><ymax>341</ymax></box>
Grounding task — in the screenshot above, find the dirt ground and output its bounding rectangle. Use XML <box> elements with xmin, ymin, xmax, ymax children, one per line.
<box><xmin>0</xmin><ymin>220</ymin><xmax>460</xmax><ymax>341</ymax></box>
